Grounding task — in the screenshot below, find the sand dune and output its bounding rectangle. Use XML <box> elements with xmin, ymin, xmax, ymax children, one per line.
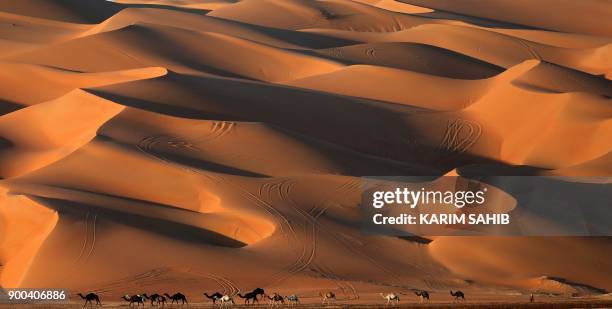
<box><xmin>0</xmin><ymin>0</ymin><xmax>122</xmax><ymax>24</ymax></box>
<box><xmin>0</xmin><ymin>63</ymin><xmax>166</xmax><ymax>109</ymax></box>
<box><xmin>285</xmin><ymin>60</ymin><xmax>537</xmax><ymax>110</ymax></box>
<box><xmin>9</xmin><ymin>23</ymin><xmax>345</xmax><ymax>81</ymax></box>
<box><xmin>398</xmin><ymin>0</ymin><xmax>612</xmax><ymax>36</ymax></box>
<box><xmin>209</xmin><ymin>0</ymin><xmax>429</xmax><ymax>32</ymax></box>
<box><xmin>0</xmin><ymin>90</ymin><xmax>124</xmax><ymax>178</ymax></box>
<box><xmin>0</xmin><ymin>0</ymin><xmax>610</xmax><ymax>304</ymax></box>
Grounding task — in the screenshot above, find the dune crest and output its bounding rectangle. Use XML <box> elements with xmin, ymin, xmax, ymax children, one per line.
<box><xmin>0</xmin><ymin>90</ymin><xmax>124</xmax><ymax>178</ymax></box>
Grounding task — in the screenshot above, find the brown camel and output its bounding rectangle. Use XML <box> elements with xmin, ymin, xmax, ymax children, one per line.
<box><xmin>77</xmin><ymin>293</ymin><xmax>101</xmax><ymax>307</ymax></box>
<box><xmin>149</xmin><ymin>293</ymin><xmax>166</xmax><ymax>306</ymax></box>
<box><xmin>204</xmin><ymin>292</ymin><xmax>223</xmax><ymax>305</ymax></box>
<box><xmin>415</xmin><ymin>290</ymin><xmax>430</xmax><ymax>302</ymax></box>
<box><xmin>164</xmin><ymin>293</ymin><xmax>187</xmax><ymax>305</ymax></box>
<box><xmin>251</xmin><ymin>288</ymin><xmax>265</xmax><ymax>300</ymax></box>
<box><xmin>450</xmin><ymin>290</ymin><xmax>465</xmax><ymax>301</ymax></box>
<box><xmin>265</xmin><ymin>293</ymin><xmax>284</xmax><ymax>306</ymax></box>
<box><xmin>238</xmin><ymin>291</ymin><xmax>260</xmax><ymax>304</ymax></box>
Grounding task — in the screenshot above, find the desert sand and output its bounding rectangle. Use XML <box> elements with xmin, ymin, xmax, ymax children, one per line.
<box><xmin>0</xmin><ymin>0</ymin><xmax>611</xmax><ymax>307</ymax></box>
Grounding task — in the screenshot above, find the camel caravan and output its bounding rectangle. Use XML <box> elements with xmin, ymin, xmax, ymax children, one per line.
<box><xmin>77</xmin><ymin>288</ymin><xmax>467</xmax><ymax>307</ymax></box>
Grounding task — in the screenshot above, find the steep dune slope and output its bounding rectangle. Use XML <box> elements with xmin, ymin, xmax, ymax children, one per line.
<box><xmin>79</xmin><ymin>8</ymin><xmax>354</xmax><ymax>49</ymax></box>
<box><xmin>8</xmin><ymin>23</ymin><xmax>345</xmax><ymax>81</ymax></box>
<box><xmin>0</xmin><ymin>90</ymin><xmax>124</xmax><ymax>178</ymax></box>
<box><xmin>0</xmin><ymin>0</ymin><xmax>122</xmax><ymax>24</ymax></box>
<box><xmin>0</xmin><ymin>63</ymin><xmax>166</xmax><ymax>109</ymax></box>
<box><xmin>0</xmin><ymin>189</ymin><xmax>57</xmax><ymax>287</ymax></box>
<box><xmin>285</xmin><ymin>60</ymin><xmax>537</xmax><ymax>110</ymax></box>
<box><xmin>209</xmin><ymin>0</ymin><xmax>428</xmax><ymax>31</ymax></box>
<box><xmin>399</xmin><ymin>0</ymin><xmax>612</xmax><ymax>36</ymax></box>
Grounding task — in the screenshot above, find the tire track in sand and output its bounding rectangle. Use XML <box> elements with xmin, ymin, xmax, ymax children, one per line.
<box><xmin>437</xmin><ymin>118</ymin><xmax>482</xmax><ymax>165</ymax></box>
<box><xmin>262</xmin><ymin>179</ymin><xmax>359</xmax><ymax>300</ymax></box>
<box><xmin>137</xmin><ymin>134</ymin><xmax>295</xmax><ymax>238</ymax></box>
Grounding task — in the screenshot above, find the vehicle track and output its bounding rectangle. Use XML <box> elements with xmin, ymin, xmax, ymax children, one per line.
<box><xmin>514</xmin><ymin>37</ymin><xmax>542</xmax><ymax>61</ymax></box>
<box><xmin>438</xmin><ymin>119</ymin><xmax>482</xmax><ymax>155</ymax></box>
<box><xmin>72</xmin><ymin>211</ymin><xmax>90</xmax><ymax>266</ymax></box>
<box><xmin>135</xmin><ymin>136</ymin><xmax>395</xmax><ymax>295</ymax></box>
<box><xmin>209</xmin><ymin>121</ymin><xmax>236</xmax><ymax>140</ymax></box>
<box><xmin>84</xmin><ymin>211</ymin><xmax>98</xmax><ymax>263</ymax></box>
<box><xmin>137</xmin><ymin>134</ymin><xmax>294</xmax><ymax>238</ymax></box>
<box><xmin>309</xmin><ymin>178</ymin><xmax>407</xmax><ymax>288</ymax></box>
<box><xmin>263</xmin><ymin>179</ymin><xmax>359</xmax><ymax>300</ymax></box>
<box><xmin>258</xmin><ymin>179</ymin><xmax>313</xmax><ymax>287</ymax></box>
<box><xmin>136</xmin><ymin>134</ymin><xmax>217</xmax><ymax>183</ymax></box>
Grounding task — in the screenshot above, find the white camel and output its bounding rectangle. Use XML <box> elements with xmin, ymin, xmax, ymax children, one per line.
<box><xmin>218</xmin><ymin>294</ymin><xmax>235</xmax><ymax>307</ymax></box>
<box><xmin>380</xmin><ymin>293</ymin><xmax>400</xmax><ymax>306</ymax></box>
<box><xmin>320</xmin><ymin>291</ymin><xmax>336</xmax><ymax>304</ymax></box>
<box><xmin>285</xmin><ymin>294</ymin><xmax>299</xmax><ymax>306</ymax></box>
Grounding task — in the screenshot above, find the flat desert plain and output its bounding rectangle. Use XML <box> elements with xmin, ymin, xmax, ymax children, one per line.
<box><xmin>0</xmin><ymin>0</ymin><xmax>611</xmax><ymax>307</ymax></box>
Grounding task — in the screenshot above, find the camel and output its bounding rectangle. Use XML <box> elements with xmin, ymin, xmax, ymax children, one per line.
<box><xmin>380</xmin><ymin>293</ymin><xmax>400</xmax><ymax>306</ymax></box>
<box><xmin>164</xmin><ymin>293</ymin><xmax>187</xmax><ymax>305</ymax></box>
<box><xmin>415</xmin><ymin>290</ymin><xmax>430</xmax><ymax>302</ymax></box>
<box><xmin>251</xmin><ymin>288</ymin><xmax>265</xmax><ymax>300</ymax></box>
<box><xmin>77</xmin><ymin>293</ymin><xmax>101</xmax><ymax>307</ymax></box>
<box><xmin>204</xmin><ymin>292</ymin><xmax>223</xmax><ymax>305</ymax></box>
<box><xmin>450</xmin><ymin>290</ymin><xmax>465</xmax><ymax>301</ymax></box>
<box><xmin>237</xmin><ymin>291</ymin><xmax>260</xmax><ymax>304</ymax></box>
<box><xmin>319</xmin><ymin>291</ymin><xmax>336</xmax><ymax>304</ymax></box>
<box><xmin>149</xmin><ymin>294</ymin><xmax>166</xmax><ymax>306</ymax></box>
<box><xmin>218</xmin><ymin>294</ymin><xmax>235</xmax><ymax>307</ymax></box>
<box><xmin>265</xmin><ymin>293</ymin><xmax>284</xmax><ymax>306</ymax></box>
<box><xmin>284</xmin><ymin>294</ymin><xmax>299</xmax><ymax>305</ymax></box>
<box><xmin>158</xmin><ymin>295</ymin><xmax>167</xmax><ymax>306</ymax></box>
<box><xmin>122</xmin><ymin>295</ymin><xmax>146</xmax><ymax>307</ymax></box>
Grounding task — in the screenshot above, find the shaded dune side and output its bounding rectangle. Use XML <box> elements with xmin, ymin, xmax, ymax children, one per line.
<box><xmin>284</xmin><ymin>60</ymin><xmax>538</xmax><ymax>111</ymax></box>
<box><xmin>98</xmin><ymin>107</ymin><xmax>425</xmax><ymax>177</ymax></box>
<box><xmin>208</xmin><ymin>0</ymin><xmax>431</xmax><ymax>31</ymax></box>
<box><xmin>398</xmin><ymin>0</ymin><xmax>612</xmax><ymax>36</ymax></box>
<box><xmin>0</xmin><ymin>11</ymin><xmax>89</xmax><ymax>48</ymax></box>
<box><xmin>84</xmin><ymin>72</ymin><xmax>464</xmax><ymax>172</ymax></box>
<box><xmin>79</xmin><ymin>7</ymin><xmax>356</xmax><ymax>49</ymax></box>
<box><xmin>8</xmin><ymin>23</ymin><xmax>345</xmax><ymax>82</ymax></box>
<box><xmin>429</xmin><ymin>237</ymin><xmax>612</xmax><ymax>293</ymax></box>
<box><xmin>0</xmin><ymin>63</ymin><xmax>166</xmax><ymax>109</ymax></box>
<box><xmin>0</xmin><ymin>0</ymin><xmax>123</xmax><ymax>24</ymax></box>
<box><xmin>315</xmin><ymin>42</ymin><xmax>504</xmax><ymax>79</ymax></box>
<box><xmin>303</xmin><ymin>24</ymin><xmax>611</xmax><ymax>76</ymax></box>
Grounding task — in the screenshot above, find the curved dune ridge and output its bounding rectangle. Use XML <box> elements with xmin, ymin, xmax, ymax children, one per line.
<box><xmin>0</xmin><ymin>0</ymin><xmax>610</xmax><ymax>303</ymax></box>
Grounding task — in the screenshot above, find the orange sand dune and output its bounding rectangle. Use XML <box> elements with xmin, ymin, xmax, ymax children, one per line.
<box><xmin>0</xmin><ymin>63</ymin><xmax>166</xmax><ymax>109</ymax></box>
<box><xmin>8</xmin><ymin>23</ymin><xmax>345</xmax><ymax>81</ymax></box>
<box><xmin>208</xmin><ymin>0</ymin><xmax>429</xmax><ymax>31</ymax></box>
<box><xmin>78</xmin><ymin>7</ymin><xmax>353</xmax><ymax>49</ymax></box>
<box><xmin>398</xmin><ymin>0</ymin><xmax>612</xmax><ymax>36</ymax></box>
<box><xmin>284</xmin><ymin>60</ymin><xmax>537</xmax><ymax>110</ymax></box>
<box><xmin>0</xmin><ymin>0</ymin><xmax>122</xmax><ymax>24</ymax></box>
<box><xmin>0</xmin><ymin>0</ymin><xmax>610</xmax><ymax>305</ymax></box>
<box><xmin>0</xmin><ymin>90</ymin><xmax>124</xmax><ymax>178</ymax></box>
<box><xmin>304</xmin><ymin>24</ymin><xmax>612</xmax><ymax>76</ymax></box>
